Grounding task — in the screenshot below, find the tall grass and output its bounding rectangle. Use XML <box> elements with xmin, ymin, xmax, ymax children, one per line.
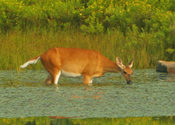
<box><xmin>0</xmin><ymin>29</ymin><xmax>164</xmax><ymax>70</ymax></box>
<box><xmin>0</xmin><ymin>0</ymin><xmax>174</xmax><ymax>70</ymax></box>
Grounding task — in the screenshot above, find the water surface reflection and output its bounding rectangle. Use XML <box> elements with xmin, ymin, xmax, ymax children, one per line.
<box><xmin>0</xmin><ymin>69</ymin><xmax>175</xmax><ymax>122</ymax></box>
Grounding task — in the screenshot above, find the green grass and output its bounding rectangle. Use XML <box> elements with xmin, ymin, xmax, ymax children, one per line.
<box><xmin>0</xmin><ymin>116</ymin><xmax>174</xmax><ymax>125</ymax></box>
<box><xmin>0</xmin><ymin>0</ymin><xmax>174</xmax><ymax>68</ymax></box>
<box><xmin>0</xmin><ymin>29</ymin><xmax>164</xmax><ymax>70</ymax></box>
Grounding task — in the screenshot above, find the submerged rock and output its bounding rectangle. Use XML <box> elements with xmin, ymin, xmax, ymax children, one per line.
<box><xmin>156</xmin><ymin>60</ymin><xmax>175</xmax><ymax>74</ymax></box>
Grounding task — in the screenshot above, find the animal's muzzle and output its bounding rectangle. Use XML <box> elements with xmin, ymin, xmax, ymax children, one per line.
<box><xmin>127</xmin><ymin>80</ymin><xmax>132</xmax><ymax>84</ymax></box>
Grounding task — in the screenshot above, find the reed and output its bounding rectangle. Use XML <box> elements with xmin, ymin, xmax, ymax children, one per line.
<box><xmin>0</xmin><ymin>29</ymin><xmax>164</xmax><ymax>70</ymax></box>
<box><xmin>0</xmin><ymin>0</ymin><xmax>174</xmax><ymax>69</ymax></box>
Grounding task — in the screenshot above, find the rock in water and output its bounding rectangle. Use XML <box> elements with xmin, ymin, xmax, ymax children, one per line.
<box><xmin>156</xmin><ymin>60</ymin><xmax>175</xmax><ymax>74</ymax></box>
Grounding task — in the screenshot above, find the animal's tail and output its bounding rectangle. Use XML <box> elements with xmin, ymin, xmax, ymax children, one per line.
<box><xmin>20</xmin><ymin>56</ymin><xmax>41</xmax><ymax>68</ymax></box>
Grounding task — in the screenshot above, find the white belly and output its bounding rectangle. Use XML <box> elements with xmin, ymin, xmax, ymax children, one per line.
<box><xmin>61</xmin><ymin>70</ymin><xmax>81</xmax><ymax>77</ymax></box>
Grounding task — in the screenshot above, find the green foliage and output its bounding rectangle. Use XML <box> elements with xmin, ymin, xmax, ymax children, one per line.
<box><xmin>0</xmin><ymin>0</ymin><xmax>175</xmax><ymax>69</ymax></box>
<box><xmin>0</xmin><ymin>116</ymin><xmax>175</xmax><ymax>125</ymax></box>
<box><xmin>0</xmin><ymin>0</ymin><xmax>174</xmax><ymax>33</ymax></box>
<box><xmin>80</xmin><ymin>13</ymin><xmax>104</xmax><ymax>34</ymax></box>
<box><xmin>0</xmin><ymin>0</ymin><xmax>83</xmax><ymax>32</ymax></box>
<box><xmin>0</xmin><ymin>117</ymin><xmax>50</xmax><ymax>125</ymax></box>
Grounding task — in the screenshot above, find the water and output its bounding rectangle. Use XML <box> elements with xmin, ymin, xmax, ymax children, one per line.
<box><xmin>0</xmin><ymin>69</ymin><xmax>175</xmax><ymax>124</ymax></box>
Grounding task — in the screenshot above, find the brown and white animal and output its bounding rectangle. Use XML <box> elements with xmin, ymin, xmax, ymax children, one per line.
<box><xmin>20</xmin><ymin>48</ymin><xmax>133</xmax><ymax>85</ymax></box>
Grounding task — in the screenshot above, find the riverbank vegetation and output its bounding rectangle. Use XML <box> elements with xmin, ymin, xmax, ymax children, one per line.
<box><xmin>0</xmin><ymin>0</ymin><xmax>175</xmax><ymax>70</ymax></box>
<box><xmin>0</xmin><ymin>116</ymin><xmax>174</xmax><ymax>125</ymax></box>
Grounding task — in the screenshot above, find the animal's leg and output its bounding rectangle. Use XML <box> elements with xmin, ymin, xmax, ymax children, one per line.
<box><xmin>46</xmin><ymin>68</ymin><xmax>61</xmax><ymax>85</ymax></box>
<box><xmin>83</xmin><ymin>75</ymin><xmax>93</xmax><ymax>86</ymax></box>
<box><xmin>45</xmin><ymin>75</ymin><xmax>51</xmax><ymax>84</ymax></box>
<box><xmin>51</xmin><ymin>71</ymin><xmax>61</xmax><ymax>84</ymax></box>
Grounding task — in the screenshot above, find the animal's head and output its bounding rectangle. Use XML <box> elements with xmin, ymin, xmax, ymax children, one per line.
<box><xmin>116</xmin><ymin>57</ymin><xmax>133</xmax><ymax>84</ymax></box>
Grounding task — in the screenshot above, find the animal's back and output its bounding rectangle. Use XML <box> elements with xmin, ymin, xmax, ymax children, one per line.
<box><xmin>40</xmin><ymin>48</ymin><xmax>105</xmax><ymax>75</ymax></box>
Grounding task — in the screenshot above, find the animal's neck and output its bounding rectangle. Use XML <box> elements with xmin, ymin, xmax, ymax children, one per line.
<box><xmin>103</xmin><ymin>59</ymin><xmax>120</xmax><ymax>73</ymax></box>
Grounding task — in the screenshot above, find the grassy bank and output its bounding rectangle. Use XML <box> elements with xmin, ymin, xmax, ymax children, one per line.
<box><xmin>0</xmin><ymin>29</ymin><xmax>165</xmax><ymax>70</ymax></box>
<box><xmin>0</xmin><ymin>116</ymin><xmax>174</xmax><ymax>125</ymax></box>
<box><xmin>0</xmin><ymin>0</ymin><xmax>175</xmax><ymax>70</ymax></box>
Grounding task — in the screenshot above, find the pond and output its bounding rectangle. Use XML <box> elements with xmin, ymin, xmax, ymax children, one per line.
<box><xmin>0</xmin><ymin>69</ymin><xmax>175</xmax><ymax>124</ymax></box>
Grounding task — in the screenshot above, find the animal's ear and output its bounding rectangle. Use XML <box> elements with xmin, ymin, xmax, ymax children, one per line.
<box><xmin>116</xmin><ymin>57</ymin><xmax>124</xmax><ymax>69</ymax></box>
<box><xmin>128</xmin><ymin>58</ymin><xmax>133</xmax><ymax>68</ymax></box>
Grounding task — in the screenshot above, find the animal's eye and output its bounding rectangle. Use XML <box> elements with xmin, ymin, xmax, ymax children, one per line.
<box><xmin>123</xmin><ymin>71</ymin><xmax>127</xmax><ymax>74</ymax></box>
